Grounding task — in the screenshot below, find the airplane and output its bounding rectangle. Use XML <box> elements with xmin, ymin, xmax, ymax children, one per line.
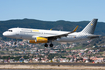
<box><xmin>3</xmin><ymin>19</ymin><xmax>99</xmax><ymax>47</ymax></box>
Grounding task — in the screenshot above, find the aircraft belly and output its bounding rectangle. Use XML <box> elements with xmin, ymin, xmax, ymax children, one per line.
<box><xmin>21</xmin><ymin>36</ymin><xmax>33</xmax><ymax>39</ymax></box>
<box><xmin>57</xmin><ymin>37</ymin><xmax>77</xmax><ymax>42</ymax></box>
<box><xmin>57</xmin><ymin>36</ymin><xmax>89</xmax><ymax>42</ymax></box>
<box><xmin>19</xmin><ymin>33</ymin><xmax>33</xmax><ymax>40</ymax></box>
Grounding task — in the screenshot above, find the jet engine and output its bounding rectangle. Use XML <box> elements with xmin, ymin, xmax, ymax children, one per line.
<box><xmin>29</xmin><ymin>37</ymin><xmax>48</xmax><ymax>43</ymax></box>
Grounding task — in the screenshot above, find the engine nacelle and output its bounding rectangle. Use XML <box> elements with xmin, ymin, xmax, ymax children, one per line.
<box><xmin>29</xmin><ymin>37</ymin><xmax>48</xmax><ymax>43</ymax></box>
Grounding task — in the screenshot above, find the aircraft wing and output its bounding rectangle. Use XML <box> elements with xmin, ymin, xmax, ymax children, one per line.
<box><xmin>47</xmin><ymin>25</ymin><xmax>78</xmax><ymax>38</ymax></box>
<box><xmin>40</xmin><ymin>26</ymin><xmax>78</xmax><ymax>38</ymax></box>
<box><xmin>32</xmin><ymin>26</ymin><xmax>78</xmax><ymax>40</ymax></box>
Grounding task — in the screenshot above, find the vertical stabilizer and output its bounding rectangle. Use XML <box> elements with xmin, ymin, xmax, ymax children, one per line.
<box><xmin>81</xmin><ymin>19</ymin><xmax>98</xmax><ymax>34</ymax></box>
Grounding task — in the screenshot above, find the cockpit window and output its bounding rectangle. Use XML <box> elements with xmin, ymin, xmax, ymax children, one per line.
<box><xmin>8</xmin><ymin>30</ymin><xmax>13</xmax><ymax>32</ymax></box>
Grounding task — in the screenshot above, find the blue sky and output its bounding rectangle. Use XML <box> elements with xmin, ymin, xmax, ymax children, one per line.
<box><xmin>0</xmin><ymin>0</ymin><xmax>105</xmax><ymax>22</ymax></box>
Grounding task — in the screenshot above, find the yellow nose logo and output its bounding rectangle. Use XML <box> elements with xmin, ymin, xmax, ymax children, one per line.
<box><xmin>91</xmin><ymin>24</ymin><xmax>93</xmax><ymax>25</ymax></box>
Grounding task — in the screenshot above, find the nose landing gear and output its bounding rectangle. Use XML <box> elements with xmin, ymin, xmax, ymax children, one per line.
<box><xmin>14</xmin><ymin>39</ymin><xmax>17</xmax><ymax>45</ymax></box>
<box><xmin>14</xmin><ymin>42</ymin><xmax>17</xmax><ymax>45</ymax></box>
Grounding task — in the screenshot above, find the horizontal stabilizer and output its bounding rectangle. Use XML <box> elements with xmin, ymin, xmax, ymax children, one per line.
<box><xmin>87</xmin><ymin>35</ymin><xmax>101</xmax><ymax>39</ymax></box>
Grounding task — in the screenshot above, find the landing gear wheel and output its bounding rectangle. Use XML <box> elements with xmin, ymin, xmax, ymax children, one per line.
<box><xmin>14</xmin><ymin>42</ymin><xmax>17</xmax><ymax>45</ymax></box>
<box><xmin>50</xmin><ymin>43</ymin><xmax>53</xmax><ymax>47</ymax></box>
<box><xmin>14</xmin><ymin>39</ymin><xmax>17</xmax><ymax>45</ymax></box>
<box><xmin>44</xmin><ymin>43</ymin><xmax>48</xmax><ymax>47</ymax></box>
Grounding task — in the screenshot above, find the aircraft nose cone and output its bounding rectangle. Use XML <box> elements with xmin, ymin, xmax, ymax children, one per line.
<box><xmin>3</xmin><ymin>32</ymin><xmax>8</xmax><ymax>36</ymax></box>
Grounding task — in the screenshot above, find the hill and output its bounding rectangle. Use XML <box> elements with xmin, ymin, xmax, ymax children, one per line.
<box><xmin>0</xmin><ymin>18</ymin><xmax>105</xmax><ymax>40</ymax></box>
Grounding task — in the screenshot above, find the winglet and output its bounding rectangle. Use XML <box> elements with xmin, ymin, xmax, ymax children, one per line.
<box><xmin>72</xmin><ymin>25</ymin><xmax>78</xmax><ymax>32</ymax></box>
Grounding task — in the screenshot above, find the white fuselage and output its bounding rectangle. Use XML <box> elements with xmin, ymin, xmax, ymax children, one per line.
<box><xmin>3</xmin><ymin>28</ymin><xmax>92</xmax><ymax>42</ymax></box>
<box><xmin>58</xmin><ymin>32</ymin><xmax>91</xmax><ymax>42</ymax></box>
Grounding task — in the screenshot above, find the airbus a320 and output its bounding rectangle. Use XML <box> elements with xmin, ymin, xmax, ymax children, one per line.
<box><xmin>3</xmin><ymin>19</ymin><xmax>100</xmax><ymax>47</ymax></box>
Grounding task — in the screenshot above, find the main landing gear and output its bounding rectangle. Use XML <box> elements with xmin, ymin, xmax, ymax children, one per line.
<box><xmin>44</xmin><ymin>43</ymin><xmax>53</xmax><ymax>47</ymax></box>
<box><xmin>44</xmin><ymin>43</ymin><xmax>48</xmax><ymax>47</ymax></box>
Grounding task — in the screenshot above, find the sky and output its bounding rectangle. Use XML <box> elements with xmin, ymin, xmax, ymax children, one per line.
<box><xmin>0</xmin><ymin>0</ymin><xmax>105</xmax><ymax>22</ymax></box>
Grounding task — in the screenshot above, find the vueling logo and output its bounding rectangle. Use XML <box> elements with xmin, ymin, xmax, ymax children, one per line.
<box><xmin>91</xmin><ymin>24</ymin><xmax>93</xmax><ymax>25</ymax></box>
